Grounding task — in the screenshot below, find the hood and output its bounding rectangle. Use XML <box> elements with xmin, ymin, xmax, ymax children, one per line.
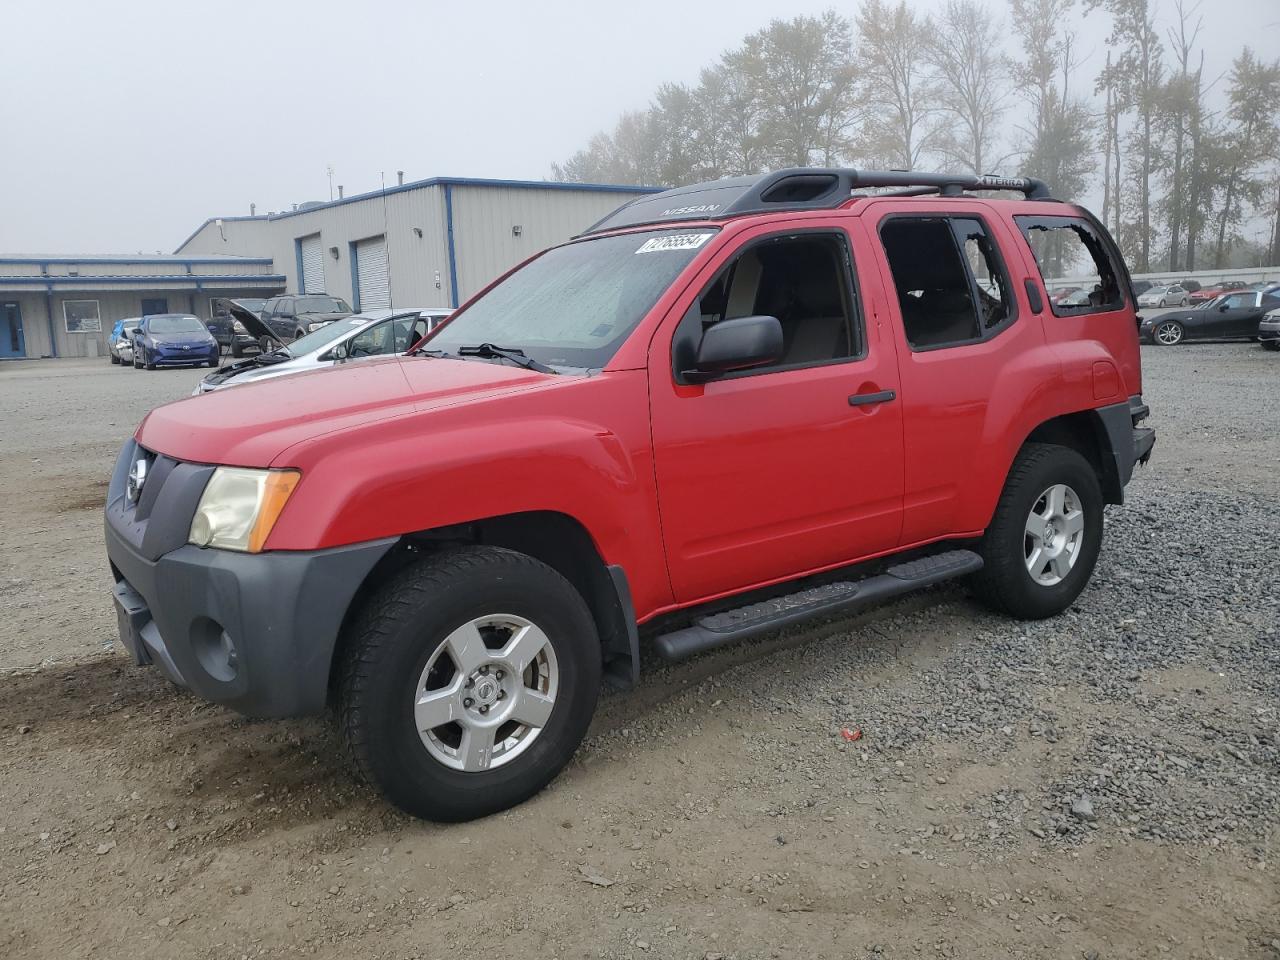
<box><xmin>228</xmin><ymin>302</ymin><xmax>285</xmax><ymax>347</ymax></box>
<box><xmin>137</xmin><ymin>355</ymin><xmax>550</xmax><ymax>466</ymax></box>
<box><xmin>146</xmin><ymin>330</ymin><xmax>215</xmax><ymax>344</ymax></box>
<box><xmin>299</xmin><ymin>312</ymin><xmax>350</xmax><ymax>324</ymax></box>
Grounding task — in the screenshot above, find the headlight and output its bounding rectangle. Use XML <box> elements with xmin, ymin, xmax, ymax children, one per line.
<box><xmin>188</xmin><ymin>467</ymin><xmax>300</xmax><ymax>552</ymax></box>
<box><xmin>233</xmin><ymin>321</ymin><xmax>247</xmax><ymax>334</ymax></box>
<box><xmin>307</xmin><ymin>321</ymin><xmax>327</xmax><ymax>332</ymax></box>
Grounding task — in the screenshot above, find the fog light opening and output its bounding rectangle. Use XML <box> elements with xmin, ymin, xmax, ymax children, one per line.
<box><xmin>191</xmin><ymin>617</ymin><xmax>238</xmax><ymax>682</ymax></box>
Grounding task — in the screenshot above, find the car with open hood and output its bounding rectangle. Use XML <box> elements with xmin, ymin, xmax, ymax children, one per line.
<box><xmin>258</xmin><ymin>294</ymin><xmax>353</xmax><ymax>346</ymax></box>
<box><xmin>105</xmin><ymin>167</ymin><xmax>1154</xmax><ymax>822</ymax></box>
<box><xmin>1140</xmin><ymin>288</ymin><xmax>1280</xmax><ymax>345</ymax></box>
<box><xmin>193</xmin><ymin>305</ymin><xmax>451</xmax><ymax>394</ymax></box>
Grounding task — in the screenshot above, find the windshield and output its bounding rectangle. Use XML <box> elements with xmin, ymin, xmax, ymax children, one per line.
<box><xmin>147</xmin><ymin>315</ymin><xmax>206</xmax><ymax>335</ymax></box>
<box><xmin>295</xmin><ymin>296</ymin><xmax>350</xmax><ymax>315</ymax></box>
<box><xmin>425</xmin><ymin>228</ymin><xmax>717</xmax><ymax>369</ymax></box>
<box><xmin>122</xmin><ymin>320</ymin><xmax>139</xmax><ymax>331</ymax></box>
<box><xmin>285</xmin><ymin>315</ymin><xmax>372</xmax><ymax>356</ymax></box>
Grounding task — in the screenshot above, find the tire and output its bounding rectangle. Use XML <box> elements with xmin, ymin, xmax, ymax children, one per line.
<box><xmin>970</xmin><ymin>442</ymin><xmax>1104</xmax><ymax>620</ymax></box>
<box><xmin>1263</xmin><ymin>341</ymin><xmax>1280</xmax><ymax>352</ymax></box>
<box><xmin>338</xmin><ymin>545</ymin><xmax>602</xmax><ymax>821</ymax></box>
<box><xmin>110</xmin><ymin>353</ymin><xmax>120</xmax><ymax>365</ymax></box>
<box><xmin>1154</xmin><ymin>319</ymin><xmax>1184</xmax><ymax>345</ymax></box>
<box><xmin>207</xmin><ymin>358</ymin><xmax>219</xmax><ymax>368</ymax></box>
<box><xmin>231</xmin><ymin>343</ymin><xmax>244</xmax><ymax>358</ymax></box>
<box><xmin>132</xmin><ymin>352</ymin><xmax>142</xmax><ymax>369</ymax></box>
<box><xmin>1180</xmin><ymin>298</ymin><xmax>1189</xmax><ymax>306</ymax></box>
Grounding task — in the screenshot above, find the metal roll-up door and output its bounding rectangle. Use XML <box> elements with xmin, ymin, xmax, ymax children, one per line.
<box><xmin>355</xmin><ymin>235</ymin><xmax>390</xmax><ymax>309</ymax></box>
<box><xmin>299</xmin><ymin>234</ymin><xmax>324</xmax><ymax>293</ymax></box>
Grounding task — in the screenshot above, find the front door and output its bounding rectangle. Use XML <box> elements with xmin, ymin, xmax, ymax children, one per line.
<box><xmin>0</xmin><ymin>302</ymin><xmax>25</xmax><ymax>358</ymax></box>
<box><xmin>140</xmin><ymin>298</ymin><xmax>168</xmax><ymax>317</ymax></box>
<box><xmin>649</xmin><ymin>224</ymin><xmax>905</xmax><ymax>604</ymax></box>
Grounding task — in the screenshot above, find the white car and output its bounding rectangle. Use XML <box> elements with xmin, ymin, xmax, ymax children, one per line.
<box><xmin>1137</xmin><ymin>284</ymin><xmax>1190</xmax><ymax>308</ymax></box>
<box><xmin>109</xmin><ymin>317</ymin><xmax>141</xmax><ymax>364</ymax></box>
<box><xmin>193</xmin><ymin>306</ymin><xmax>452</xmax><ymax>395</ymax></box>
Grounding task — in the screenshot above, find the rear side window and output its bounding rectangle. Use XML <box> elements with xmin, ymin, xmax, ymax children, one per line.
<box><xmin>879</xmin><ymin>216</ymin><xmax>1014</xmax><ymax>350</ymax></box>
<box><xmin>1016</xmin><ymin>215</ymin><xmax>1124</xmax><ymax>316</ymax></box>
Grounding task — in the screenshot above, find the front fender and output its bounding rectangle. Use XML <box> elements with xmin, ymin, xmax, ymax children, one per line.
<box><xmin>263</xmin><ymin>372</ymin><xmax>674</xmax><ymax>615</ymax></box>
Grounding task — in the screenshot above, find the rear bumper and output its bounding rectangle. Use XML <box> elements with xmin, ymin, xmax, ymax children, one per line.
<box><xmin>1096</xmin><ymin>395</ymin><xmax>1155</xmax><ymax>503</ymax></box>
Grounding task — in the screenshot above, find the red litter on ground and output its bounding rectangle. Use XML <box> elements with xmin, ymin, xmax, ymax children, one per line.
<box><xmin>841</xmin><ymin>727</ymin><xmax>863</xmax><ymax>742</ymax></box>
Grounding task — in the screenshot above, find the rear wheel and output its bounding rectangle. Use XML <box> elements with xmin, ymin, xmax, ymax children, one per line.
<box><xmin>971</xmin><ymin>443</ymin><xmax>1104</xmax><ymax>620</ymax></box>
<box><xmin>338</xmin><ymin>545</ymin><xmax>601</xmax><ymax>821</ymax></box>
<box><xmin>1154</xmin><ymin>319</ymin><xmax>1185</xmax><ymax>345</ymax></box>
<box><xmin>1180</xmin><ymin>297</ymin><xmax>1189</xmax><ymax>306</ymax></box>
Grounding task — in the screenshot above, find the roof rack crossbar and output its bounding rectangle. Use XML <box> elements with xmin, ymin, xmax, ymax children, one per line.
<box><xmin>580</xmin><ymin>167</ymin><xmax>1054</xmax><ymax>236</ymax></box>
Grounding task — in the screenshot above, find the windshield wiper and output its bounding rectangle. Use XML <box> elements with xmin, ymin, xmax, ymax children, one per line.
<box><xmin>455</xmin><ymin>343</ymin><xmax>554</xmax><ymax>374</ymax></box>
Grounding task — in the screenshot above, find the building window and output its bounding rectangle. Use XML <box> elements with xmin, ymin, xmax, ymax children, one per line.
<box><xmin>63</xmin><ymin>300</ymin><xmax>102</xmax><ymax>333</ymax></box>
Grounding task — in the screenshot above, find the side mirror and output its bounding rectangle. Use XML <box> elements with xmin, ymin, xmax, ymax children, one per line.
<box><xmin>1218</xmin><ymin>303</ymin><xmax>1230</xmax><ymax>311</ymax></box>
<box><xmin>685</xmin><ymin>315</ymin><xmax>784</xmax><ymax>382</ymax></box>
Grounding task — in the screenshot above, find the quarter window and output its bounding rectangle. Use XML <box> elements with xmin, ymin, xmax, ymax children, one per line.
<box><xmin>1015</xmin><ymin>215</ymin><xmax>1124</xmax><ymax>316</ymax></box>
<box><xmin>879</xmin><ymin>216</ymin><xmax>1013</xmax><ymax>350</ymax></box>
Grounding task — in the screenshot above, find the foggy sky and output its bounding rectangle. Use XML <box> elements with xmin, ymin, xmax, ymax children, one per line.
<box><xmin>1</xmin><ymin>0</ymin><xmax>1275</xmax><ymax>254</ymax></box>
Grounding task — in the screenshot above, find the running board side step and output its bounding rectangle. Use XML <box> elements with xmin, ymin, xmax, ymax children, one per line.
<box><xmin>653</xmin><ymin>549</ymin><xmax>983</xmax><ymax>661</ymax></box>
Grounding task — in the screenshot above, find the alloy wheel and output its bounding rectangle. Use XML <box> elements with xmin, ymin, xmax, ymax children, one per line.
<box><xmin>413</xmin><ymin>614</ymin><xmax>559</xmax><ymax>772</ymax></box>
<box><xmin>1023</xmin><ymin>483</ymin><xmax>1085</xmax><ymax>586</ymax></box>
<box><xmin>1155</xmin><ymin>321</ymin><xmax>1183</xmax><ymax>345</ymax></box>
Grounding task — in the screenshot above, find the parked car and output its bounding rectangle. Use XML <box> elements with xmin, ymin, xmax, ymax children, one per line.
<box><xmin>1049</xmin><ymin>285</ymin><xmax>1081</xmax><ymax>304</ymax></box>
<box><xmin>1131</xmin><ymin>279</ymin><xmax>1154</xmax><ymax>297</ymax></box>
<box><xmin>194</xmin><ymin>306</ymin><xmax>452</xmax><ymax>394</ymax></box>
<box><xmin>1188</xmin><ymin>280</ymin><xmax>1249</xmax><ymax>305</ymax></box>
<box><xmin>258</xmin><ymin>294</ymin><xmax>353</xmax><ymax>346</ymax></box>
<box><xmin>1139</xmin><ymin>289</ymin><xmax>1280</xmax><ymax>344</ymax></box>
<box><xmin>207</xmin><ymin>297</ymin><xmax>268</xmax><ymax>356</ymax></box>
<box><xmin>108</xmin><ymin>317</ymin><xmax>141</xmax><ymax>364</ymax></box>
<box><xmin>105</xmin><ymin>167</ymin><xmax>1154</xmax><ymax>821</ymax></box>
<box><xmin>1254</xmin><ymin>304</ymin><xmax>1280</xmax><ymax>351</ymax></box>
<box><xmin>1137</xmin><ymin>284</ymin><xmax>1190</xmax><ymax>308</ymax></box>
<box><xmin>129</xmin><ymin>313</ymin><xmax>220</xmax><ymax>369</ymax></box>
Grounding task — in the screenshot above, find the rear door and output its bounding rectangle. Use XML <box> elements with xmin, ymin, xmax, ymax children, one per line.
<box><xmin>648</xmin><ymin>220</ymin><xmax>905</xmax><ymax>603</ymax></box>
<box><xmin>867</xmin><ymin>203</ymin><xmax>1049</xmax><ymax>543</ymax></box>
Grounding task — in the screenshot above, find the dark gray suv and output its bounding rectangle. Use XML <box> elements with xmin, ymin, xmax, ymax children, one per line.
<box><xmin>258</xmin><ymin>294</ymin><xmax>353</xmax><ymax>347</ymax></box>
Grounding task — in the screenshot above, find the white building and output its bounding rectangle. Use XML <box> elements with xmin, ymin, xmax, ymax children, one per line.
<box><xmin>0</xmin><ymin>256</ymin><xmax>284</xmax><ymax>359</ymax></box>
<box><xmin>174</xmin><ymin>176</ymin><xmax>662</xmax><ymax>312</ymax></box>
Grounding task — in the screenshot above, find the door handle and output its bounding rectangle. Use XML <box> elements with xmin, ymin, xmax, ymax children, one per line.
<box><xmin>848</xmin><ymin>389</ymin><xmax>896</xmax><ymax>407</ymax></box>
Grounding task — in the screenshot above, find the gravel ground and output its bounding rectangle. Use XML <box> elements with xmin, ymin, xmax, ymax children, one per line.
<box><xmin>1</xmin><ymin>346</ymin><xmax>1278</xmax><ymax>959</ymax></box>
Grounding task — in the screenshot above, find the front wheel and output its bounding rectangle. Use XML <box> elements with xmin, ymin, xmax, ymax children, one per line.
<box><xmin>110</xmin><ymin>353</ymin><xmax>120</xmax><ymax>365</ymax></box>
<box><xmin>970</xmin><ymin>443</ymin><xmax>1104</xmax><ymax>620</ymax></box>
<box><xmin>1154</xmin><ymin>319</ymin><xmax>1185</xmax><ymax>345</ymax></box>
<box><xmin>1180</xmin><ymin>297</ymin><xmax>1189</xmax><ymax>306</ymax></box>
<box><xmin>338</xmin><ymin>545</ymin><xmax>601</xmax><ymax>821</ymax></box>
<box><xmin>1262</xmin><ymin>341</ymin><xmax>1280</xmax><ymax>352</ymax></box>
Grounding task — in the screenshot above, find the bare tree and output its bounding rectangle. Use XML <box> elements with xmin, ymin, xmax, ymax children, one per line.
<box><xmin>1158</xmin><ymin>0</ymin><xmax>1203</xmax><ymax>271</ymax></box>
<box><xmin>733</xmin><ymin>12</ymin><xmax>860</xmax><ymax>169</ymax></box>
<box><xmin>855</xmin><ymin>0</ymin><xmax>940</xmax><ymax>169</ymax></box>
<box><xmin>1212</xmin><ymin>49</ymin><xmax>1280</xmax><ymax>266</ymax></box>
<box><xmin>926</xmin><ymin>0</ymin><xmax>1011</xmax><ymax>175</ymax></box>
<box><xmin>1009</xmin><ymin>0</ymin><xmax>1094</xmax><ymax>200</ymax></box>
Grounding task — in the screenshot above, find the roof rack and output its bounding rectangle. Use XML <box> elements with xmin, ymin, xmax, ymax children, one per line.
<box><xmin>580</xmin><ymin>167</ymin><xmax>1054</xmax><ymax>236</ymax></box>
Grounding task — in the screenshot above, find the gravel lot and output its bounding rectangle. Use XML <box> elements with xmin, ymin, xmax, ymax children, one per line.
<box><xmin>1</xmin><ymin>346</ymin><xmax>1277</xmax><ymax>959</ymax></box>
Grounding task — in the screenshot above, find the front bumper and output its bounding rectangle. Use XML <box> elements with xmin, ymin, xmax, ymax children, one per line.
<box><xmin>1258</xmin><ymin>321</ymin><xmax>1280</xmax><ymax>343</ymax></box>
<box><xmin>140</xmin><ymin>343</ymin><xmax>220</xmax><ymax>366</ymax></box>
<box><xmin>104</xmin><ymin>439</ymin><xmax>396</xmax><ymax>717</ymax></box>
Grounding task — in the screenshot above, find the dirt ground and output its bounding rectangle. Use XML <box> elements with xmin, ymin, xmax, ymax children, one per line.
<box><xmin>1</xmin><ymin>350</ymin><xmax>1277</xmax><ymax>960</ymax></box>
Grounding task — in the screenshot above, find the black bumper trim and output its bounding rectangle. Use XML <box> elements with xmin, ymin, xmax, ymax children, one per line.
<box><xmin>105</xmin><ymin>521</ymin><xmax>396</xmax><ymax>718</ymax></box>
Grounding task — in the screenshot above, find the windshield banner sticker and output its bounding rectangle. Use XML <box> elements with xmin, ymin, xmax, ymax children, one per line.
<box><xmin>635</xmin><ymin>233</ymin><xmax>713</xmax><ymax>254</ymax></box>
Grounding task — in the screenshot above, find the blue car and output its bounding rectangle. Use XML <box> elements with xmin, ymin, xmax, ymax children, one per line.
<box><xmin>108</xmin><ymin>317</ymin><xmax>141</xmax><ymax>365</ymax></box>
<box><xmin>131</xmin><ymin>314</ymin><xmax>220</xmax><ymax>370</ymax></box>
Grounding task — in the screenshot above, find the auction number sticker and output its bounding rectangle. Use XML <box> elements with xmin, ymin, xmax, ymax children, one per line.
<box><xmin>635</xmin><ymin>233</ymin><xmax>713</xmax><ymax>254</ymax></box>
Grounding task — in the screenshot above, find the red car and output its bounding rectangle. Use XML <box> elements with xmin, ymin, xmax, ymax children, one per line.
<box><xmin>105</xmin><ymin>168</ymin><xmax>1154</xmax><ymax>820</ymax></box>
<box><xmin>1188</xmin><ymin>280</ymin><xmax>1249</xmax><ymax>304</ymax></box>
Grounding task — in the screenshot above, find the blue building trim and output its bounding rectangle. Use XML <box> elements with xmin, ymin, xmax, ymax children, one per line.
<box><xmin>0</xmin><ymin>255</ymin><xmax>273</xmax><ymax>265</ymax></box>
<box><xmin>0</xmin><ymin>274</ymin><xmax>286</xmax><ymax>287</ymax></box>
<box><xmin>294</xmin><ymin>238</ymin><xmax>305</xmax><ymax>294</ymax></box>
<box><xmin>44</xmin><ymin>290</ymin><xmax>58</xmax><ymax>358</ymax></box>
<box><xmin>348</xmin><ymin>241</ymin><xmax>361</xmax><ymax>311</ymax></box>
<box><xmin>444</xmin><ymin>184</ymin><xmax>460</xmax><ymax>309</ymax></box>
<box><xmin>260</xmin><ymin>176</ymin><xmax>665</xmax><ymax>222</ymax></box>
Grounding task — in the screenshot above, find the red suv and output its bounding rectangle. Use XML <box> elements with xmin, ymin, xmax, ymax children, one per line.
<box><xmin>105</xmin><ymin>168</ymin><xmax>1155</xmax><ymax>820</ymax></box>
